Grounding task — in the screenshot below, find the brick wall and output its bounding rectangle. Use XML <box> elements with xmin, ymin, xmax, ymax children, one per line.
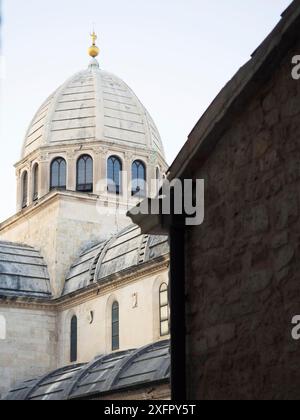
<box><xmin>186</xmin><ymin>39</ymin><xmax>300</xmax><ymax>400</ymax></box>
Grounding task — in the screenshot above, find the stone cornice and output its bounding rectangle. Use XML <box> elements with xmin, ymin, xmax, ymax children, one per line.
<box><xmin>0</xmin><ymin>190</ymin><xmax>99</xmax><ymax>231</ymax></box>
<box><xmin>15</xmin><ymin>140</ymin><xmax>167</xmax><ymax>169</ymax></box>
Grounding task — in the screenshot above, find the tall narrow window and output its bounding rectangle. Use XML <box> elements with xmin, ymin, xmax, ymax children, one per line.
<box><xmin>50</xmin><ymin>157</ymin><xmax>66</xmax><ymax>190</ymax></box>
<box><xmin>70</xmin><ymin>316</ymin><xmax>78</xmax><ymax>363</ymax></box>
<box><xmin>132</xmin><ymin>160</ymin><xmax>146</xmax><ymax>197</ymax></box>
<box><xmin>77</xmin><ymin>155</ymin><xmax>93</xmax><ymax>192</ymax></box>
<box><xmin>159</xmin><ymin>283</ymin><xmax>170</xmax><ymax>337</ymax></box>
<box><xmin>156</xmin><ymin>167</ymin><xmax>161</xmax><ymax>194</ymax></box>
<box><xmin>33</xmin><ymin>164</ymin><xmax>39</xmax><ymax>201</ymax></box>
<box><xmin>22</xmin><ymin>171</ymin><xmax>28</xmax><ymax>209</ymax></box>
<box><xmin>112</xmin><ymin>302</ymin><xmax>120</xmax><ymax>351</ymax></box>
<box><xmin>107</xmin><ymin>156</ymin><xmax>122</xmax><ymax>195</ymax></box>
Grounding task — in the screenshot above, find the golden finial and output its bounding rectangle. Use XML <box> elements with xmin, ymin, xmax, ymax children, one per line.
<box><xmin>88</xmin><ymin>31</ymin><xmax>100</xmax><ymax>58</ymax></box>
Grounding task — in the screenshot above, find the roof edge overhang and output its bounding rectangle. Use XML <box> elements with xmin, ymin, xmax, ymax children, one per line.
<box><xmin>127</xmin><ymin>198</ymin><xmax>170</xmax><ymax>235</ymax></box>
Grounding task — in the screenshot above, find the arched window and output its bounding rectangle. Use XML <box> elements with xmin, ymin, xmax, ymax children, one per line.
<box><xmin>159</xmin><ymin>283</ymin><xmax>170</xmax><ymax>337</ymax></box>
<box><xmin>156</xmin><ymin>167</ymin><xmax>161</xmax><ymax>194</ymax></box>
<box><xmin>107</xmin><ymin>156</ymin><xmax>122</xmax><ymax>195</ymax></box>
<box><xmin>132</xmin><ymin>160</ymin><xmax>146</xmax><ymax>197</ymax></box>
<box><xmin>50</xmin><ymin>157</ymin><xmax>66</xmax><ymax>190</ymax></box>
<box><xmin>33</xmin><ymin>164</ymin><xmax>39</xmax><ymax>201</ymax></box>
<box><xmin>70</xmin><ymin>316</ymin><xmax>78</xmax><ymax>363</ymax></box>
<box><xmin>22</xmin><ymin>171</ymin><xmax>28</xmax><ymax>209</ymax></box>
<box><xmin>112</xmin><ymin>302</ymin><xmax>120</xmax><ymax>351</ymax></box>
<box><xmin>76</xmin><ymin>155</ymin><xmax>93</xmax><ymax>192</ymax></box>
<box><xmin>0</xmin><ymin>315</ymin><xmax>6</xmax><ymax>340</ymax></box>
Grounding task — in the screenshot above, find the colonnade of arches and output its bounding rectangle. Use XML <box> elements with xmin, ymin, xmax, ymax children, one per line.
<box><xmin>21</xmin><ymin>154</ymin><xmax>156</xmax><ymax>209</ymax></box>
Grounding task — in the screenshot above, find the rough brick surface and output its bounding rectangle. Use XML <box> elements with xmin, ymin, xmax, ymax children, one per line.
<box><xmin>186</xmin><ymin>41</ymin><xmax>300</xmax><ymax>400</ymax></box>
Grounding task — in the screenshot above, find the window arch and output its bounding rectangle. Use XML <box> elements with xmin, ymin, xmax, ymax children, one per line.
<box><xmin>77</xmin><ymin>155</ymin><xmax>93</xmax><ymax>192</ymax></box>
<box><xmin>70</xmin><ymin>316</ymin><xmax>78</xmax><ymax>363</ymax></box>
<box><xmin>22</xmin><ymin>171</ymin><xmax>28</xmax><ymax>209</ymax></box>
<box><xmin>112</xmin><ymin>301</ymin><xmax>120</xmax><ymax>351</ymax></box>
<box><xmin>132</xmin><ymin>160</ymin><xmax>146</xmax><ymax>197</ymax></box>
<box><xmin>50</xmin><ymin>157</ymin><xmax>66</xmax><ymax>190</ymax></box>
<box><xmin>33</xmin><ymin>164</ymin><xmax>39</xmax><ymax>201</ymax></box>
<box><xmin>107</xmin><ymin>156</ymin><xmax>122</xmax><ymax>195</ymax></box>
<box><xmin>159</xmin><ymin>283</ymin><xmax>170</xmax><ymax>337</ymax></box>
<box><xmin>0</xmin><ymin>315</ymin><xmax>6</xmax><ymax>340</ymax></box>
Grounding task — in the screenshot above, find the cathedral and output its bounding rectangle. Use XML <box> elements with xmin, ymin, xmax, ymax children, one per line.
<box><xmin>0</xmin><ymin>33</ymin><xmax>171</xmax><ymax>400</ymax></box>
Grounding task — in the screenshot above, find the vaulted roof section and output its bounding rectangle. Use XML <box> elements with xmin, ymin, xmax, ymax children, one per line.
<box><xmin>64</xmin><ymin>225</ymin><xmax>169</xmax><ymax>295</ymax></box>
<box><xmin>5</xmin><ymin>340</ymin><xmax>170</xmax><ymax>400</ymax></box>
<box><xmin>0</xmin><ymin>242</ymin><xmax>51</xmax><ymax>299</ymax></box>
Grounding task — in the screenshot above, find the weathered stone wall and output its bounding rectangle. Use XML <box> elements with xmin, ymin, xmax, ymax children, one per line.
<box><xmin>0</xmin><ymin>307</ymin><xmax>57</xmax><ymax>399</ymax></box>
<box><xmin>186</xmin><ymin>40</ymin><xmax>300</xmax><ymax>399</ymax></box>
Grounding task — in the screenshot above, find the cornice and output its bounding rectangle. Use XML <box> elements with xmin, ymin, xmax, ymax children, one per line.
<box><xmin>15</xmin><ymin>140</ymin><xmax>165</xmax><ymax>168</ymax></box>
<box><xmin>0</xmin><ymin>190</ymin><xmax>100</xmax><ymax>231</ymax></box>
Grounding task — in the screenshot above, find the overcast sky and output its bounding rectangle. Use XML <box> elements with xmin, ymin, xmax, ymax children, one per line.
<box><xmin>0</xmin><ymin>0</ymin><xmax>292</xmax><ymax>221</ymax></box>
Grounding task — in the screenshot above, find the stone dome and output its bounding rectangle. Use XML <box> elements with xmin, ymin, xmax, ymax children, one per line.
<box><xmin>22</xmin><ymin>59</ymin><xmax>165</xmax><ymax>159</ymax></box>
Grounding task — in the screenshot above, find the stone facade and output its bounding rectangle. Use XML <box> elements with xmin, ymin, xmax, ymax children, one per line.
<box><xmin>185</xmin><ymin>38</ymin><xmax>300</xmax><ymax>400</ymax></box>
<box><xmin>0</xmin><ymin>307</ymin><xmax>57</xmax><ymax>399</ymax></box>
<box><xmin>57</xmin><ymin>267</ymin><xmax>169</xmax><ymax>366</ymax></box>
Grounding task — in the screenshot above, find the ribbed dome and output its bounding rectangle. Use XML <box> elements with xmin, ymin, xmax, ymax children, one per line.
<box><xmin>22</xmin><ymin>59</ymin><xmax>165</xmax><ymax>159</ymax></box>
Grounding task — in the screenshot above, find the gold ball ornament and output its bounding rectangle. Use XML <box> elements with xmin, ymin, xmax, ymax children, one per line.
<box><xmin>88</xmin><ymin>45</ymin><xmax>100</xmax><ymax>58</ymax></box>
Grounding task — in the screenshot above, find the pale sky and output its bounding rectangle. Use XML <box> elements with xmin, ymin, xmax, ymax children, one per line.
<box><xmin>0</xmin><ymin>0</ymin><xmax>292</xmax><ymax>222</ymax></box>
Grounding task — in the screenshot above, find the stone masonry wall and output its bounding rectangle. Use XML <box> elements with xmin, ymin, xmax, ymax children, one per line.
<box><xmin>0</xmin><ymin>307</ymin><xmax>57</xmax><ymax>399</ymax></box>
<box><xmin>186</xmin><ymin>39</ymin><xmax>300</xmax><ymax>399</ymax></box>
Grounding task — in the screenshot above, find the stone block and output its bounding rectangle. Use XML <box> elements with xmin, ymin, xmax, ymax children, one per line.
<box><xmin>274</xmin><ymin>245</ymin><xmax>295</xmax><ymax>272</ymax></box>
<box><xmin>247</xmin><ymin>270</ymin><xmax>273</xmax><ymax>293</ymax></box>
<box><xmin>205</xmin><ymin>324</ymin><xmax>236</xmax><ymax>350</ymax></box>
<box><xmin>274</xmin><ymin>194</ymin><xmax>298</xmax><ymax>230</ymax></box>
<box><xmin>250</xmin><ymin>205</ymin><xmax>269</xmax><ymax>234</ymax></box>
<box><xmin>272</xmin><ymin>232</ymin><xmax>288</xmax><ymax>249</ymax></box>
